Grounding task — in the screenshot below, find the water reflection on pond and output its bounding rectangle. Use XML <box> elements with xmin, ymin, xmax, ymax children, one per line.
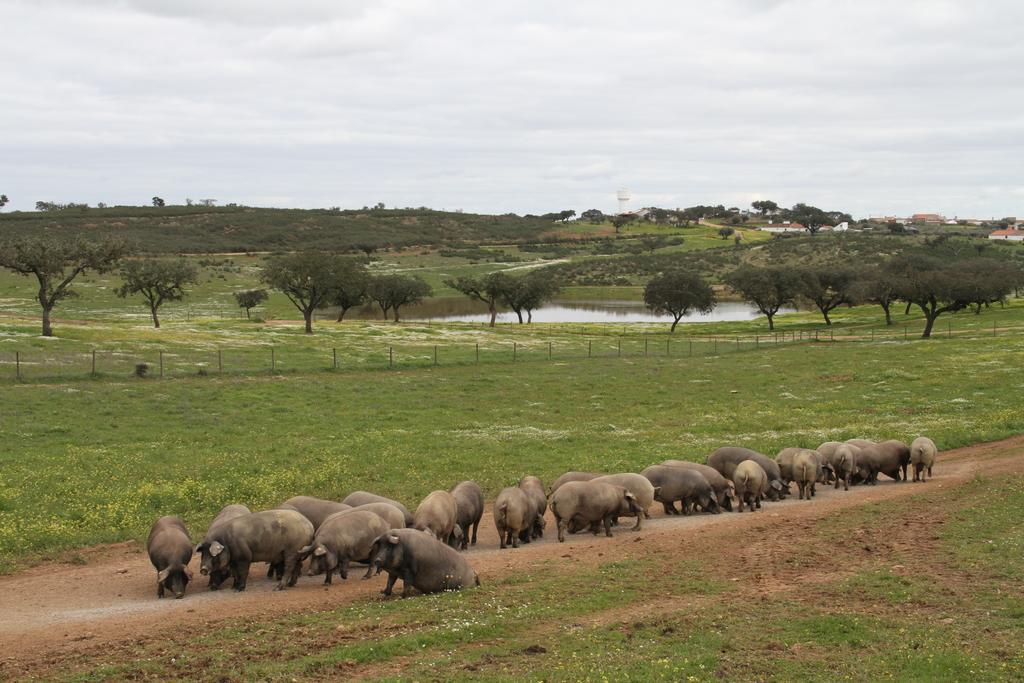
<box><xmin>333</xmin><ymin>298</ymin><xmax>792</xmax><ymax>324</ymax></box>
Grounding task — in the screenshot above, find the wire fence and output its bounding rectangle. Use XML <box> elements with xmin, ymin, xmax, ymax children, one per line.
<box><xmin>0</xmin><ymin>319</ymin><xmax>1018</xmax><ymax>383</ymax></box>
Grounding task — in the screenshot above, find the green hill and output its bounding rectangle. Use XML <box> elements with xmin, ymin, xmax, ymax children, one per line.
<box><xmin>0</xmin><ymin>205</ymin><xmax>559</xmax><ymax>253</ymax></box>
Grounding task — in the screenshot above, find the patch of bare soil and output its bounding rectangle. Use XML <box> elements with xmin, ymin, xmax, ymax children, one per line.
<box><xmin>2</xmin><ymin>435</ymin><xmax>1022</xmax><ymax>679</ymax></box>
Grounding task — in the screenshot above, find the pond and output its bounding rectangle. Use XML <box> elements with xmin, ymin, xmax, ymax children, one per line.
<box><xmin>333</xmin><ymin>298</ymin><xmax>793</xmax><ymax>324</ymax></box>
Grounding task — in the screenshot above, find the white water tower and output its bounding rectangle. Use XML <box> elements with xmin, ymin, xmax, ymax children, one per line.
<box><xmin>616</xmin><ymin>188</ymin><xmax>632</xmax><ymax>214</ymax></box>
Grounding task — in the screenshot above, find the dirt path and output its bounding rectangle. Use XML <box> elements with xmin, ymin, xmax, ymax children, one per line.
<box><xmin>2</xmin><ymin>435</ymin><xmax>1022</xmax><ymax>676</ymax></box>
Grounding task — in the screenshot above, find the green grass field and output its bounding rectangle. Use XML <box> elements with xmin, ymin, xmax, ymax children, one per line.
<box><xmin>2</xmin><ymin>310</ymin><xmax>1023</xmax><ymax>571</ymax></box>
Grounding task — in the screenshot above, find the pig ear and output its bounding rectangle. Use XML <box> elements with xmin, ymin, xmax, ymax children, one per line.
<box><xmin>387</xmin><ymin>534</ymin><xmax>400</xmax><ymax>545</ymax></box>
<box><xmin>313</xmin><ymin>546</ymin><xmax>327</xmax><ymax>557</ymax></box>
<box><xmin>771</xmin><ymin>480</ymin><xmax>783</xmax><ymax>491</ymax></box>
<box><xmin>194</xmin><ymin>543</ymin><xmax>204</xmax><ymax>554</ymax></box>
<box><xmin>296</xmin><ymin>544</ymin><xmax>313</xmax><ymax>560</ymax></box>
<box><xmin>209</xmin><ymin>541</ymin><xmax>225</xmax><ymax>557</ymax></box>
<box><xmin>624</xmin><ymin>491</ymin><xmax>636</xmax><ymax>500</ymax></box>
<box><xmin>157</xmin><ymin>568</ymin><xmax>170</xmax><ymax>583</ymax></box>
<box><xmin>652</xmin><ymin>486</ymin><xmax>662</xmax><ymax>496</ymax></box>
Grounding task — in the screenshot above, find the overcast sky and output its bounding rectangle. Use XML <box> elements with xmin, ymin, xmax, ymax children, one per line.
<box><xmin>2</xmin><ymin>1</ymin><xmax>1022</xmax><ymax>218</ymax></box>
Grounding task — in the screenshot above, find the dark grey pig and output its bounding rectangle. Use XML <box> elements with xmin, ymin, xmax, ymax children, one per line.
<box><xmin>342</xmin><ymin>491</ymin><xmax>414</xmax><ymax>526</ymax></box>
<box><xmin>449</xmin><ymin>481</ymin><xmax>484</xmax><ymax>549</ymax></box>
<box><xmin>494</xmin><ymin>486</ymin><xmax>532</xmax><ymax>549</ymax></box>
<box><xmin>413</xmin><ymin>490</ymin><xmax>458</xmax><ymax>543</ymax></box>
<box><xmin>518</xmin><ymin>475</ymin><xmax>548</xmax><ymax>540</ymax></box>
<box><xmin>549</xmin><ymin>480</ymin><xmax>642</xmax><ymax>542</ymax></box>
<box><xmin>732</xmin><ymin>460</ymin><xmax>768</xmax><ymax>512</ymax></box>
<box><xmin>661</xmin><ymin>460</ymin><xmax>736</xmax><ymax>511</ymax></box>
<box><xmin>368</xmin><ymin>528</ymin><xmax>480</xmax><ymax>598</ymax></box>
<box><xmin>199</xmin><ymin>504</ymin><xmax>251</xmax><ymax>589</ymax></box>
<box><xmin>297</xmin><ymin>510</ymin><xmax>391</xmax><ymax>584</ymax></box>
<box><xmin>548</xmin><ymin>471</ymin><xmax>602</xmax><ymax>496</ymax></box>
<box><xmin>707</xmin><ymin>447</ymin><xmax>786</xmax><ymax>499</ymax></box>
<box><xmin>146</xmin><ymin>516</ymin><xmax>193</xmax><ymax>599</ymax></box>
<box><xmin>641</xmin><ymin>465</ymin><xmax>718</xmax><ymax>515</ymax></box>
<box><xmin>196</xmin><ymin>509</ymin><xmax>314</xmax><ymax>591</ymax></box>
<box><xmin>278</xmin><ymin>496</ymin><xmax>351</xmax><ymax>530</ymax></box>
<box><xmin>336</xmin><ymin>502</ymin><xmax>407</xmax><ymax>530</ymax></box>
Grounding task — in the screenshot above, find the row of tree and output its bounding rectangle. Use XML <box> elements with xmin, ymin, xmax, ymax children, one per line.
<box><xmin>0</xmin><ymin>238</ymin><xmax>566</xmax><ymax>336</ymax></box>
<box><xmin>643</xmin><ymin>255</ymin><xmax>1024</xmax><ymax>337</ymax></box>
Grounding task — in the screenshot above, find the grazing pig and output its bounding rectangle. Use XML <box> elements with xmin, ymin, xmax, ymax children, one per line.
<box><xmin>518</xmin><ymin>475</ymin><xmax>548</xmax><ymax>540</ymax></box>
<box><xmin>548</xmin><ymin>471</ymin><xmax>602</xmax><ymax>496</ymax></box>
<box><xmin>297</xmin><ymin>510</ymin><xmax>391</xmax><ymax>584</ymax></box>
<box><xmin>147</xmin><ymin>516</ymin><xmax>193</xmax><ymax>599</ymax></box>
<box><xmin>279</xmin><ymin>496</ymin><xmax>351</xmax><ymax>530</ymax></box>
<box><xmin>777</xmin><ymin>448</ymin><xmax>829</xmax><ymax>487</ymax></box>
<box><xmin>661</xmin><ymin>460</ymin><xmax>736</xmax><ymax>511</ymax></box>
<box><xmin>447</xmin><ymin>524</ymin><xmax>464</xmax><ymax>550</ymax></box>
<box><xmin>196</xmin><ymin>509</ymin><xmax>314</xmax><ymax>591</ymax></box>
<box><xmin>708</xmin><ymin>447</ymin><xmax>786</xmax><ymax>499</ymax></box>
<box><xmin>200</xmin><ymin>504</ymin><xmax>251</xmax><ymax>589</ymax></box>
<box><xmin>494</xmin><ymin>486</ymin><xmax>532</xmax><ymax>549</ymax></box>
<box><xmin>877</xmin><ymin>440</ymin><xmax>912</xmax><ymax>481</ymax></box>
<box><xmin>338</xmin><ymin>502</ymin><xmax>407</xmax><ymax>530</ymax></box>
<box><xmin>910</xmin><ymin>437</ymin><xmax>938</xmax><ymax>482</ymax></box>
<box><xmin>342</xmin><ymin>491</ymin><xmax>414</xmax><ymax>527</ymax></box>
<box><xmin>850</xmin><ymin>440</ymin><xmax>907</xmax><ymax>483</ymax></box>
<box><xmin>449</xmin><ymin>481</ymin><xmax>484</xmax><ymax>549</ymax></box>
<box><xmin>775</xmin><ymin>448</ymin><xmax>800</xmax><ymax>484</ymax></box>
<box><xmin>810</xmin><ymin>450</ymin><xmax>834</xmax><ymax>484</ymax></box>
<box><xmin>791</xmin><ymin>450</ymin><xmax>819</xmax><ymax>500</ymax></box>
<box><xmin>549</xmin><ymin>480</ymin><xmax>642</xmax><ymax>542</ymax></box>
<box><xmin>593</xmin><ymin>473</ymin><xmax>657</xmax><ymax>519</ymax></box>
<box><xmin>413</xmin><ymin>490</ymin><xmax>459</xmax><ymax>544</ymax></box>
<box><xmin>732</xmin><ymin>460</ymin><xmax>768</xmax><ymax>512</ymax></box>
<box><xmin>368</xmin><ymin>528</ymin><xmax>480</xmax><ymax>598</ymax></box>
<box><xmin>641</xmin><ymin>465</ymin><xmax>717</xmax><ymax>515</ymax></box>
<box><xmin>831</xmin><ymin>443</ymin><xmax>858</xmax><ymax>491</ymax></box>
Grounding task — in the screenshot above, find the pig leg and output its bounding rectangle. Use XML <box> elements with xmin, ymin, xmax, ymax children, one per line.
<box><xmin>557</xmin><ymin>518</ymin><xmax>567</xmax><ymax>543</ymax></box>
<box><xmin>338</xmin><ymin>557</ymin><xmax>350</xmax><ymax>581</ymax></box>
<box><xmin>400</xmin><ymin>569</ymin><xmax>415</xmax><ymax>598</ymax></box>
<box><xmin>381</xmin><ymin>571</ymin><xmax>399</xmax><ymax>596</ymax></box>
<box><xmin>232</xmin><ymin>560</ymin><xmax>251</xmax><ymax>591</ymax></box>
<box><xmin>282</xmin><ymin>554</ymin><xmax>303</xmax><ymax>589</ymax></box>
<box><xmin>602</xmin><ymin>515</ymin><xmax>613</xmax><ymax>537</ymax></box>
<box><xmin>324</xmin><ymin>567</ymin><xmax>333</xmax><ymax>585</ymax></box>
<box><xmin>157</xmin><ymin>578</ymin><xmax>165</xmax><ymax>599</ymax></box>
<box><xmin>472</xmin><ymin>521</ymin><xmax>479</xmax><ymax>545</ymax></box>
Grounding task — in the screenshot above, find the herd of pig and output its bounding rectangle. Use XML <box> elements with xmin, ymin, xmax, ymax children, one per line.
<box><xmin>145</xmin><ymin>436</ymin><xmax>938</xmax><ymax>600</ymax></box>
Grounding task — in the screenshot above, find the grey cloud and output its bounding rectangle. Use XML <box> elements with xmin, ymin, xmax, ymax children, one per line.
<box><xmin>1</xmin><ymin>0</ymin><xmax>1022</xmax><ymax>218</ymax></box>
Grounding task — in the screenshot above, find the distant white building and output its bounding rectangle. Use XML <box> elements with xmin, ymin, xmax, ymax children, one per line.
<box><xmin>989</xmin><ymin>227</ymin><xmax>1024</xmax><ymax>241</ymax></box>
<box><xmin>759</xmin><ymin>222</ymin><xmax>805</xmax><ymax>233</ymax></box>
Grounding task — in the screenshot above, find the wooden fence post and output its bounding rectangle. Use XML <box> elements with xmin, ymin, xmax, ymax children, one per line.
<box><xmin>389</xmin><ymin>346</ymin><xmax>393</xmax><ymax>368</ymax></box>
<box><xmin>218</xmin><ymin>349</ymin><xmax>223</xmax><ymax>373</ymax></box>
<box><xmin>588</xmin><ymin>340</ymin><xmax>592</xmax><ymax>358</ymax></box>
<box><xmin>476</xmin><ymin>343</ymin><xmax>479</xmax><ymax>363</ymax></box>
<box><xmin>333</xmin><ymin>348</ymin><xmax>337</xmax><ymax>369</ymax></box>
<box><xmin>160</xmin><ymin>351</ymin><xmax>164</xmax><ymax>378</ymax></box>
<box><xmin>15</xmin><ymin>351</ymin><xmax>20</xmax><ymax>381</ymax></box>
<box><xmin>434</xmin><ymin>345</ymin><xmax>438</xmax><ymax>365</ymax></box>
<box><xmin>513</xmin><ymin>342</ymin><xmax>517</xmax><ymax>362</ymax></box>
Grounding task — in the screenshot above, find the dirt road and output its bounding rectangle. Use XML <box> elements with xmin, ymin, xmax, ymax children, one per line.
<box><xmin>1</xmin><ymin>435</ymin><xmax>1021</xmax><ymax>677</ymax></box>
